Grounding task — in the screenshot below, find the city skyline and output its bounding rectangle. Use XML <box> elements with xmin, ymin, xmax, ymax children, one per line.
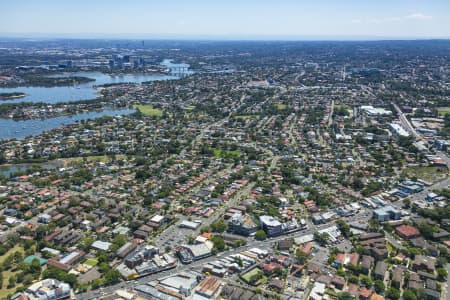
<box><xmin>1</xmin><ymin>0</ymin><xmax>450</xmax><ymax>40</ymax></box>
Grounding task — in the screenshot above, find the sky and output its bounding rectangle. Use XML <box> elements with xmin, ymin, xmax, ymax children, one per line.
<box><xmin>0</xmin><ymin>0</ymin><xmax>449</xmax><ymax>40</ymax></box>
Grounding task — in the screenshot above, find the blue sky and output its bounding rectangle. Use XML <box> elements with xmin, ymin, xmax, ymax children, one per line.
<box><xmin>0</xmin><ymin>0</ymin><xmax>449</xmax><ymax>39</ymax></box>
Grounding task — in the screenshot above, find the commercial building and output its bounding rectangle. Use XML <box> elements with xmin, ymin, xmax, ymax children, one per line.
<box><xmin>91</xmin><ymin>240</ymin><xmax>112</xmax><ymax>251</ymax></box>
<box><xmin>124</xmin><ymin>245</ymin><xmax>159</xmax><ymax>269</ymax></box>
<box><xmin>259</xmin><ymin>215</ymin><xmax>299</xmax><ymax>237</ymax></box>
<box><xmin>117</xmin><ymin>242</ymin><xmax>137</xmax><ymax>259</ymax></box>
<box><xmin>12</xmin><ymin>278</ymin><xmax>71</xmax><ymax>300</ymax></box>
<box><xmin>259</xmin><ymin>215</ymin><xmax>283</xmax><ymax>236</ymax></box>
<box><xmin>373</xmin><ymin>205</ymin><xmax>401</xmax><ymax>222</ymax></box>
<box><xmin>135</xmin><ymin>271</ymin><xmax>201</xmax><ymax>299</ymax></box>
<box><xmin>179</xmin><ymin>220</ymin><xmax>201</xmax><ymax>230</ymax></box>
<box><xmin>227</xmin><ymin>213</ymin><xmax>258</xmax><ymax>236</ymax></box>
<box><xmin>118</xmin><ymin>246</ymin><xmax>177</xmax><ymax>278</ymax></box>
<box><xmin>194</xmin><ymin>277</ymin><xmax>222</xmax><ymax>299</ymax></box>
<box><xmin>47</xmin><ymin>250</ymin><xmax>85</xmax><ymax>271</ymax></box>
<box><xmin>177</xmin><ymin>242</ymin><xmax>213</xmax><ymax>264</ymax></box>
<box><xmin>390</xmin><ymin>123</ymin><xmax>410</xmax><ymax>137</ymax></box>
<box><xmin>361</xmin><ymin>106</ymin><xmax>392</xmax><ymax>117</ymax></box>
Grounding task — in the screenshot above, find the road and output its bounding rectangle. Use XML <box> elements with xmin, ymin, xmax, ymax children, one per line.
<box><xmin>392</xmin><ymin>102</ymin><xmax>450</xmax><ymax>168</ymax></box>
<box><xmin>76</xmin><ymin>211</ymin><xmax>372</xmax><ymax>299</ymax></box>
<box><xmin>392</xmin><ymin>103</ymin><xmax>420</xmax><ymax>140</ymax></box>
<box><xmin>328</xmin><ymin>99</ymin><xmax>334</xmax><ymax>127</ymax></box>
<box><xmin>409</xmin><ymin>177</ymin><xmax>450</xmax><ymax>203</ymax></box>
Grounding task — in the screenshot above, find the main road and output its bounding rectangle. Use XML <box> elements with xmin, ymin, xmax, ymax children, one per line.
<box><xmin>76</xmin><ymin>212</ymin><xmax>370</xmax><ymax>299</ymax></box>
<box><xmin>392</xmin><ymin>102</ymin><xmax>450</xmax><ymax>168</ymax></box>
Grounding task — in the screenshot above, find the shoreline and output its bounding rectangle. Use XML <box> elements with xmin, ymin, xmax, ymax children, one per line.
<box><xmin>0</xmin><ymin>92</ymin><xmax>27</xmax><ymax>100</ymax></box>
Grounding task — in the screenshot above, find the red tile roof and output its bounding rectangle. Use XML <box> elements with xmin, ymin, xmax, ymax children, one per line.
<box><xmin>395</xmin><ymin>225</ymin><xmax>420</xmax><ymax>238</ymax></box>
<box><xmin>360</xmin><ymin>287</ymin><xmax>373</xmax><ymax>299</ymax></box>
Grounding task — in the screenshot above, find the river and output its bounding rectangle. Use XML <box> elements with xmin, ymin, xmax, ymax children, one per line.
<box><xmin>0</xmin><ymin>59</ymin><xmax>191</xmax><ymax>140</ymax></box>
<box><xmin>0</xmin><ymin>59</ymin><xmax>191</xmax><ymax>104</ymax></box>
<box><xmin>0</xmin><ymin>109</ymin><xmax>136</xmax><ymax>140</ymax></box>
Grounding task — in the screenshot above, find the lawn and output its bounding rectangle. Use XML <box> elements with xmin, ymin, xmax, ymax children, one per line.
<box><xmin>0</xmin><ymin>245</ymin><xmax>25</xmax><ymax>298</ymax></box>
<box><xmin>0</xmin><ymin>270</ymin><xmax>23</xmax><ymax>299</ymax></box>
<box><xmin>437</xmin><ymin>107</ymin><xmax>450</xmax><ymax>116</ymax></box>
<box><xmin>213</xmin><ymin>149</ymin><xmax>241</xmax><ymax>159</ymax></box>
<box><xmin>184</xmin><ymin>105</ymin><xmax>196</xmax><ymax>111</ymax></box>
<box><xmin>403</xmin><ymin>166</ymin><xmax>449</xmax><ymax>183</ymax></box>
<box><xmin>234</xmin><ymin>115</ymin><xmax>260</xmax><ymax>120</ymax></box>
<box><xmin>84</xmin><ymin>258</ymin><xmax>98</xmax><ymax>267</ymax></box>
<box><xmin>275</xmin><ymin>103</ymin><xmax>287</xmax><ymax>110</ymax></box>
<box><xmin>0</xmin><ymin>245</ymin><xmax>24</xmax><ymax>265</ymax></box>
<box><xmin>134</xmin><ymin>104</ymin><xmax>163</xmax><ymax>117</ymax></box>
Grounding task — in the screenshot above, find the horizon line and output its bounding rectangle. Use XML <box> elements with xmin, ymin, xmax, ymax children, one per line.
<box><xmin>1</xmin><ymin>33</ymin><xmax>450</xmax><ymax>42</ymax></box>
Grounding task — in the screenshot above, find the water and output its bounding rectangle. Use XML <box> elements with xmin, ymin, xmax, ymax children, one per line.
<box><xmin>0</xmin><ymin>60</ymin><xmax>191</xmax><ymax>139</ymax></box>
<box><xmin>0</xmin><ymin>109</ymin><xmax>136</xmax><ymax>140</ymax></box>
<box><xmin>0</xmin><ymin>59</ymin><xmax>191</xmax><ymax>104</ymax></box>
<box><xmin>0</xmin><ymin>165</ymin><xmax>29</xmax><ymax>177</ymax></box>
<box><xmin>0</xmin><ymin>161</ymin><xmax>63</xmax><ymax>177</ymax></box>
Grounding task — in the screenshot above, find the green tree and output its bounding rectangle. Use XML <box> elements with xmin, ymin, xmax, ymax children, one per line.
<box><xmin>296</xmin><ymin>250</ymin><xmax>309</xmax><ymax>264</ymax></box>
<box><xmin>13</xmin><ymin>251</ymin><xmax>23</xmax><ymax>265</ymax></box>
<box><xmin>403</xmin><ymin>289</ymin><xmax>417</xmax><ymax>300</ymax></box>
<box><xmin>374</xmin><ymin>279</ymin><xmax>385</xmax><ymax>294</ymax></box>
<box><xmin>110</xmin><ymin>234</ymin><xmax>127</xmax><ymax>252</ymax></box>
<box><xmin>336</xmin><ymin>219</ymin><xmax>351</xmax><ymax>238</ymax></box>
<box><xmin>437</xmin><ymin>267</ymin><xmax>448</xmax><ymax>281</ymax></box>
<box><xmin>337</xmin><ymin>292</ymin><xmax>354</xmax><ymax>300</ymax></box>
<box><xmin>386</xmin><ymin>288</ymin><xmax>400</xmax><ymax>299</ymax></box>
<box><xmin>211</xmin><ymin>236</ymin><xmax>226</xmax><ymax>251</ymax></box>
<box><xmin>29</xmin><ymin>258</ymin><xmax>42</xmax><ymax>275</ymax></box>
<box><xmin>348</xmin><ymin>275</ymin><xmax>359</xmax><ymax>284</ymax></box>
<box><xmin>314</xmin><ymin>232</ymin><xmax>329</xmax><ymax>245</ymax></box>
<box><xmin>210</xmin><ymin>219</ymin><xmax>227</xmax><ymax>233</ymax></box>
<box><xmin>200</xmin><ymin>226</ymin><xmax>211</xmax><ymax>234</ymax></box>
<box><xmin>7</xmin><ymin>275</ymin><xmax>16</xmax><ymax>288</ymax></box>
<box><xmin>360</xmin><ymin>275</ymin><xmax>373</xmax><ymax>287</ymax></box>
<box><xmin>42</xmin><ymin>267</ymin><xmax>77</xmax><ymax>286</ymax></box>
<box><xmin>255</xmin><ymin>229</ymin><xmax>267</xmax><ymax>241</ymax></box>
<box><xmin>78</xmin><ymin>237</ymin><xmax>94</xmax><ymax>251</ymax></box>
<box><xmin>104</xmin><ymin>269</ymin><xmax>121</xmax><ymax>284</ymax></box>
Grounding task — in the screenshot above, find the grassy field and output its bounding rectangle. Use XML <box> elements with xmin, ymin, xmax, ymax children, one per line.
<box><xmin>0</xmin><ymin>270</ymin><xmax>23</xmax><ymax>299</ymax></box>
<box><xmin>213</xmin><ymin>149</ymin><xmax>241</xmax><ymax>158</ymax></box>
<box><xmin>84</xmin><ymin>258</ymin><xmax>98</xmax><ymax>267</ymax></box>
<box><xmin>184</xmin><ymin>105</ymin><xmax>196</xmax><ymax>111</ymax></box>
<box><xmin>403</xmin><ymin>166</ymin><xmax>449</xmax><ymax>183</ymax></box>
<box><xmin>0</xmin><ymin>245</ymin><xmax>25</xmax><ymax>298</ymax></box>
<box><xmin>275</xmin><ymin>103</ymin><xmax>287</xmax><ymax>110</ymax></box>
<box><xmin>437</xmin><ymin>107</ymin><xmax>450</xmax><ymax>116</ymax></box>
<box><xmin>0</xmin><ymin>245</ymin><xmax>24</xmax><ymax>265</ymax></box>
<box><xmin>134</xmin><ymin>105</ymin><xmax>163</xmax><ymax>117</ymax></box>
<box><xmin>234</xmin><ymin>115</ymin><xmax>260</xmax><ymax>120</ymax></box>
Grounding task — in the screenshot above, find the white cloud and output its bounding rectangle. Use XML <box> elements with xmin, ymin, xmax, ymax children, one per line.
<box><xmin>405</xmin><ymin>13</ymin><xmax>433</xmax><ymax>20</ymax></box>
<box><xmin>353</xmin><ymin>13</ymin><xmax>432</xmax><ymax>24</ymax></box>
